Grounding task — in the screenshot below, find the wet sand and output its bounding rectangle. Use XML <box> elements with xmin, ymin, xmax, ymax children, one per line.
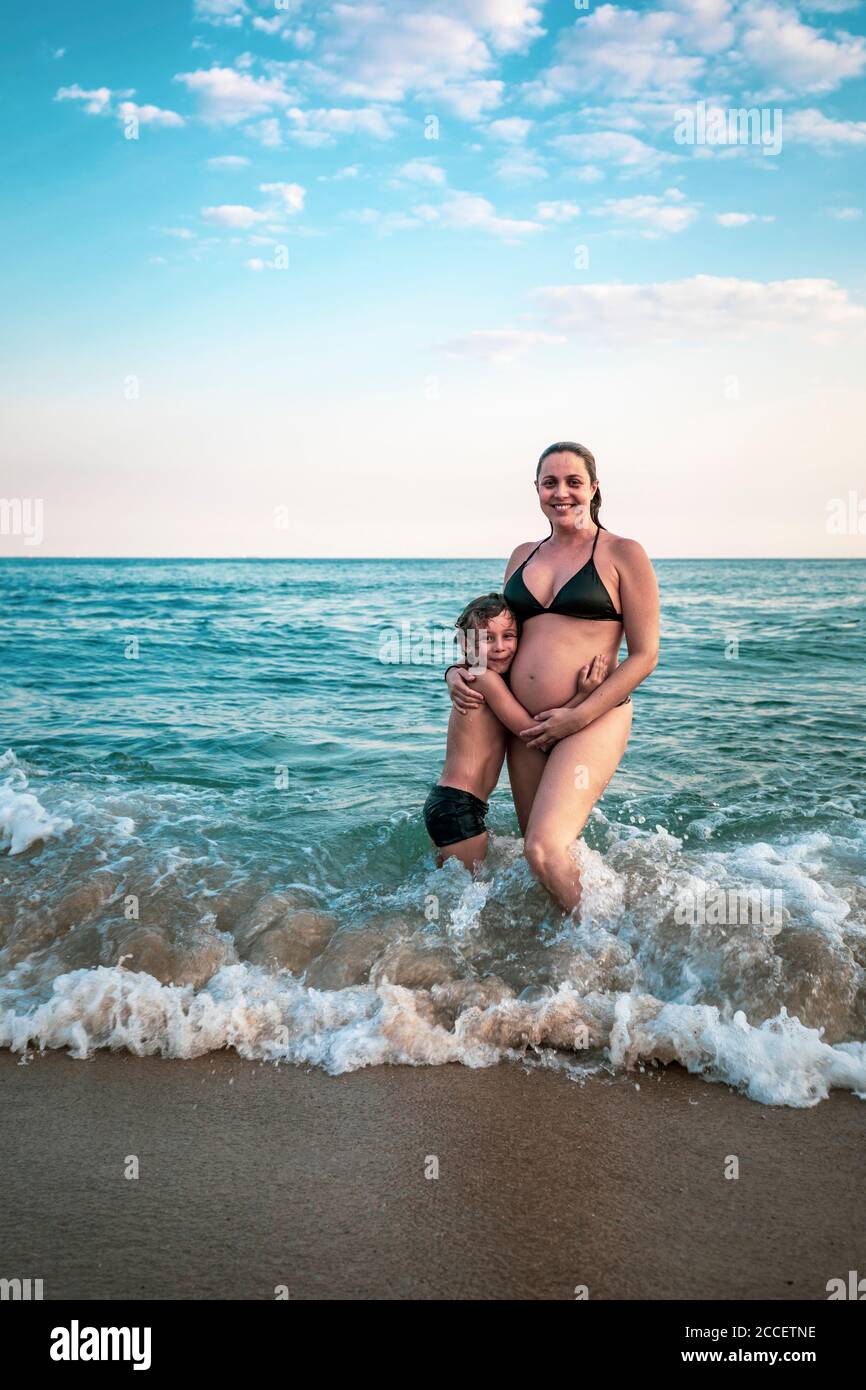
<box><xmin>1</xmin><ymin>1049</ymin><xmax>864</xmax><ymax>1300</ymax></box>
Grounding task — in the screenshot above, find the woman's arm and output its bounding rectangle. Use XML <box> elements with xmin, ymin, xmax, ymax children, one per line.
<box><xmin>445</xmin><ymin>663</ymin><xmax>485</xmax><ymax>713</ymax></box>
<box><xmin>521</xmin><ymin>540</ymin><xmax>659</xmax><ymax>749</ymax></box>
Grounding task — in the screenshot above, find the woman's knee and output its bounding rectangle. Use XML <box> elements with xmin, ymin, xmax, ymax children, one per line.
<box><xmin>525</xmin><ymin>831</ymin><xmax>561</xmax><ymax>880</ymax></box>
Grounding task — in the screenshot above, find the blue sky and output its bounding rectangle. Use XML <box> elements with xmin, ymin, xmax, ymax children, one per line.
<box><xmin>2</xmin><ymin>0</ymin><xmax>865</xmax><ymax>556</ymax></box>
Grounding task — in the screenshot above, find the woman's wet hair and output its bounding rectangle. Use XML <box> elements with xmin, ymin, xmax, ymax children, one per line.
<box><xmin>536</xmin><ymin>441</ymin><xmax>601</xmax><ymax>525</ymax></box>
<box><xmin>455</xmin><ymin>592</ymin><xmax>515</xmax><ymax>633</ymax></box>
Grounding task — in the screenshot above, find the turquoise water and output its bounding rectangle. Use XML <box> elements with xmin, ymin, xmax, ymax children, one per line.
<box><xmin>2</xmin><ymin>558</ymin><xmax>865</xmax><ymax>1104</ymax></box>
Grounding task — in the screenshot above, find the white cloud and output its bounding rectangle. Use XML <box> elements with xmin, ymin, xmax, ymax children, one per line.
<box><xmin>318</xmin><ymin>164</ymin><xmax>361</xmax><ymax>181</ymax></box>
<box><xmin>53</xmin><ymin>48</ymin><xmax>65</xmax><ymax>59</ymax></box>
<box><xmin>485</xmin><ymin>116</ymin><xmax>533</xmax><ymax>142</ymax></box>
<box><xmin>783</xmin><ymin>107</ymin><xmax>866</xmax><ymax>145</ymax></box>
<box><xmin>55</xmin><ymin>85</ymin><xmax>181</xmax><ymax>129</ymax></box>
<box><xmin>292</xmin><ymin>3</ymin><xmax>539</xmax><ymax>116</ymax></box>
<box><xmin>246</xmin><ymin>257</ymin><xmax>266</xmax><ymax>271</ymax></box>
<box><xmin>252</xmin><ymin>16</ymin><xmax>285</xmax><ymax>36</ymax></box>
<box><xmin>664</xmin><ymin>0</ymin><xmax>736</xmax><ymax>54</ymax></box>
<box><xmin>316</xmin><ymin>7</ymin><xmax>491</xmax><ymax>102</ymax></box>
<box><xmin>519</xmin><ymin>78</ymin><xmax>564</xmax><ymax>108</ymax></box>
<box><xmin>118</xmin><ymin>100</ymin><xmax>184</xmax><ymax>128</ymax></box>
<box><xmin>539</xmin><ymin>5</ymin><xmax>705</xmax><ymax>101</ymax></box>
<box><xmin>590</xmin><ymin>190</ymin><xmax>699</xmax><ymax>233</ymax></box>
<box><xmin>552</xmin><ymin>130</ymin><xmax>672</xmax><ymax>172</ymax></box>
<box><xmin>194</xmin><ymin>0</ymin><xmax>248</xmax><ymax>27</ymax></box>
<box><xmin>535</xmin><ymin>200</ymin><xmax>581</xmax><ymax>222</ymax></box>
<box><xmin>252</xmin><ymin>10</ymin><xmax>316</xmax><ymax>47</ymax></box>
<box><xmin>440</xmin><ymin>328</ymin><xmax>567</xmax><ymax>363</ymax></box>
<box><xmin>532</xmin><ymin>0</ymin><xmax>864</xmax><ymax>107</ymax></box>
<box><xmin>174</xmin><ymin>66</ymin><xmax>295</xmax><ymax>123</ymax></box>
<box><xmin>494</xmin><ymin>149</ymin><xmax>548</xmax><ymax>182</ymax></box>
<box><xmin>739</xmin><ymin>1</ymin><xmax>866</xmax><ymax>94</ymax></box>
<box><xmin>346</xmin><ymin>207</ymin><xmax>427</xmax><ymax>234</ymax></box>
<box><xmin>575</xmin><ymin>97</ymin><xmax>688</xmax><ymax>135</ymax></box>
<box><xmin>573</xmin><ymin>164</ymin><xmax>605</xmax><ymax>183</ymax></box>
<box><xmin>414</xmin><ymin>189</ymin><xmax>544</xmax><ymax>239</ymax></box>
<box><xmin>828</xmin><ymin>205</ymin><xmax>862</xmax><ymax>219</ymax></box>
<box><xmin>459</xmin><ymin>0</ymin><xmax>545</xmax><ymax>54</ymax></box>
<box><xmin>249</xmin><ymin>117</ymin><xmax>283</xmax><ymax>147</ymax></box>
<box><xmin>533</xmin><ymin>274</ymin><xmax>866</xmax><ymax>341</ymax></box>
<box><xmin>435</xmin><ymin>79</ymin><xmax>504</xmax><ymax>118</ymax></box>
<box><xmin>317</xmin><ymin>0</ymin><xmax>543</xmax><ymax>101</ymax></box>
<box><xmin>202</xmin><ymin>204</ymin><xmax>268</xmax><ymax>228</ymax></box>
<box><xmin>54</xmin><ymin>85</ymin><xmax>114</xmax><ymax>114</ymax></box>
<box><xmin>206</xmin><ymin>154</ymin><xmax>251</xmax><ymax>168</ymax></box>
<box><xmin>396</xmin><ymin>158</ymin><xmax>447</xmax><ymax>184</ymax></box>
<box><xmin>260</xmin><ymin>181</ymin><xmax>306</xmax><ymax>213</ymax></box>
<box><xmin>715</xmin><ymin>210</ymin><xmax>775</xmax><ymax>225</ymax></box>
<box><xmin>285</xmin><ymin>105</ymin><xmax>402</xmax><ymax>141</ymax></box>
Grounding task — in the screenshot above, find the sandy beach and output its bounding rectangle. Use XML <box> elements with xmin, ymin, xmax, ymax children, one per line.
<box><xmin>2</xmin><ymin>1049</ymin><xmax>863</xmax><ymax>1301</ymax></box>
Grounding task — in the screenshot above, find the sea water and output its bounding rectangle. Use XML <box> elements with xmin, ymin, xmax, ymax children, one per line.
<box><xmin>1</xmin><ymin>557</ymin><xmax>864</xmax><ymax>1106</ymax></box>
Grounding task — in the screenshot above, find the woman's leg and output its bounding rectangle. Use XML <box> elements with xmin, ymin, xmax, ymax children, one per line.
<box><xmin>523</xmin><ymin>703</ymin><xmax>632</xmax><ymax>911</ymax></box>
<box><xmin>506</xmin><ymin>734</ymin><xmax>548</xmax><ymax>834</ymax></box>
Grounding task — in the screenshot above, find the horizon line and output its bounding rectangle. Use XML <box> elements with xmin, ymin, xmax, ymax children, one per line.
<box><xmin>1</xmin><ymin>554</ymin><xmax>865</xmax><ymax>563</ymax></box>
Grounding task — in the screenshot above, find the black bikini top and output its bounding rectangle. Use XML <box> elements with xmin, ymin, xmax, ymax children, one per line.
<box><xmin>503</xmin><ymin>525</ymin><xmax>622</xmax><ymax>623</ymax></box>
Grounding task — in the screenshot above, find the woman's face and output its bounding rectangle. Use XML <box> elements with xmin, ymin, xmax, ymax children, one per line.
<box><xmin>535</xmin><ymin>452</ymin><xmax>597</xmax><ymax>531</ymax></box>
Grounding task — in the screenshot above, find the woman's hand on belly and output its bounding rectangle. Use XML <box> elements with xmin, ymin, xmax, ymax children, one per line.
<box><xmin>519</xmin><ymin>705</ymin><xmax>582</xmax><ymax>751</ymax></box>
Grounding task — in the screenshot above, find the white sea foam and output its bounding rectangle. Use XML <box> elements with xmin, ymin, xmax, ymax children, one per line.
<box><xmin>2</xmin><ymin>962</ymin><xmax>865</xmax><ymax>1106</ymax></box>
<box><xmin>446</xmin><ymin>878</ymin><xmax>490</xmax><ymax>938</ymax></box>
<box><xmin>0</xmin><ymin>752</ymin><xmax>72</xmax><ymax>856</ymax></box>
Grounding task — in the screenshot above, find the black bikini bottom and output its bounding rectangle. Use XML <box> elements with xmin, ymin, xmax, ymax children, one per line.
<box><xmin>423</xmin><ymin>784</ymin><xmax>489</xmax><ymax>848</ymax></box>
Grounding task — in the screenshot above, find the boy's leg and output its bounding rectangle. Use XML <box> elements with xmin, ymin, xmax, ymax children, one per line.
<box><xmin>434</xmin><ymin>831</ymin><xmax>488</xmax><ymax>871</ymax></box>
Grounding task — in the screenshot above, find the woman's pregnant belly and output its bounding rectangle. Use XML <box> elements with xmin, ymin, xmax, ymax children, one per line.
<box><xmin>509</xmin><ymin>615</ymin><xmax>623</xmax><ymax>715</ymax></box>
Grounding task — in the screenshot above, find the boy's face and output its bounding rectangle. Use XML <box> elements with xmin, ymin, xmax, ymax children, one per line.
<box><xmin>463</xmin><ymin>610</ymin><xmax>519</xmax><ymax>673</ymax></box>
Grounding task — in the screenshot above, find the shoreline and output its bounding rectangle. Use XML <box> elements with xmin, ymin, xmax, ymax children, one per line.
<box><xmin>2</xmin><ymin>1050</ymin><xmax>864</xmax><ymax>1300</ymax></box>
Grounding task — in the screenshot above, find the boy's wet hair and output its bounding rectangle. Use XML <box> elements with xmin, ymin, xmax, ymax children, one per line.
<box><xmin>455</xmin><ymin>593</ymin><xmax>516</xmax><ymax>633</ymax></box>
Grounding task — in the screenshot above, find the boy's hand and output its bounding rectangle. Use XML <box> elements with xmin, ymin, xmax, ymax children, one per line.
<box><xmin>577</xmin><ymin>653</ymin><xmax>608</xmax><ymax>696</ymax></box>
<box><xmin>446</xmin><ymin>665</ymin><xmax>485</xmax><ymax>714</ymax></box>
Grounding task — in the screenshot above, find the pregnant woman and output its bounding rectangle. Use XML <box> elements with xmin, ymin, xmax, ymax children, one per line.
<box><xmin>446</xmin><ymin>442</ymin><xmax>659</xmax><ymax>912</ymax></box>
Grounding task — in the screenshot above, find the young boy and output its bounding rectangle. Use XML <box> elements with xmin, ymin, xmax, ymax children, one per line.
<box><xmin>423</xmin><ymin>593</ymin><xmax>608</xmax><ymax>870</ymax></box>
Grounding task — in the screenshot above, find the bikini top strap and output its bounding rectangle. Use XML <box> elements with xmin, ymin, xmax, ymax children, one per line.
<box><xmin>520</xmin><ymin>536</ymin><xmax>548</xmax><ymax>569</ymax></box>
<box><xmin>591</xmin><ymin>523</ymin><xmax>602</xmax><ymax>556</ymax></box>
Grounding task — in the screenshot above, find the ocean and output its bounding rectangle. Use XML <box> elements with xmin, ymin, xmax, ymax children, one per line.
<box><xmin>1</xmin><ymin>557</ymin><xmax>865</xmax><ymax>1106</ymax></box>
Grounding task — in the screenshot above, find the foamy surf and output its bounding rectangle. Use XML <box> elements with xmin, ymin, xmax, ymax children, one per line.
<box><xmin>2</xmin><ymin>738</ymin><xmax>865</xmax><ymax>1108</ymax></box>
<box><xmin>0</xmin><ymin>750</ymin><xmax>72</xmax><ymax>856</ymax></box>
<box><xmin>3</xmin><ymin>963</ymin><xmax>866</xmax><ymax>1107</ymax></box>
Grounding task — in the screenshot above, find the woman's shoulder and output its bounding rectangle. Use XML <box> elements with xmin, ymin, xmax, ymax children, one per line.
<box><xmin>504</xmin><ymin>538</ymin><xmax>543</xmax><ymax>583</ymax></box>
<box><xmin>507</xmin><ymin>538</ymin><xmax>544</xmax><ymax>565</ymax></box>
<box><xmin>600</xmin><ymin>529</ymin><xmax>653</xmax><ymax>570</ymax></box>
